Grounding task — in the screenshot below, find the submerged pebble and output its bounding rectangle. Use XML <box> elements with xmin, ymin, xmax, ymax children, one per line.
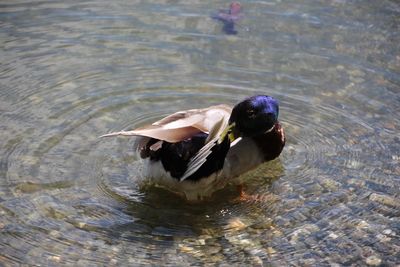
<box><xmin>365</xmin><ymin>255</ymin><xmax>382</xmax><ymax>266</ymax></box>
<box><xmin>382</xmin><ymin>229</ymin><xmax>395</xmax><ymax>237</ymax></box>
<box><xmin>225</xmin><ymin>218</ymin><xmax>247</xmax><ymax>232</ymax></box>
<box><xmin>369</xmin><ymin>193</ymin><xmax>399</xmax><ymax>208</ymax></box>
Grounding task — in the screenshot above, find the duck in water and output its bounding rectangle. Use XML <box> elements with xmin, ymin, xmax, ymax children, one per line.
<box><xmin>212</xmin><ymin>2</ymin><xmax>243</xmax><ymax>35</ymax></box>
<box><xmin>101</xmin><ymin>95</ymin><xmax>285</xmax><ymax>201</ymax></box>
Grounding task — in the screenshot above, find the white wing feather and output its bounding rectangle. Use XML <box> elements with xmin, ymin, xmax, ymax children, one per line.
<box><xmin>100</xmin><ymin>105</ymin><xmax>232</xmax><ymax>143</ymax></box>
<box><xmin>101</xmin><ymin>104</ymin><xmax>232</xmax><ymax>181</ymax></box>
<box><xmin>180</xmin><ymin>111</ymin><xmax>229</xmax><ymax>181</ymax></box>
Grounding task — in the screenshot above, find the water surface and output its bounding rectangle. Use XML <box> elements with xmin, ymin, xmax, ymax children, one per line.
<box><xmin>1</xmin><ymin>0</ymin><xmax>399</xmax><ymax>265</ymax></box>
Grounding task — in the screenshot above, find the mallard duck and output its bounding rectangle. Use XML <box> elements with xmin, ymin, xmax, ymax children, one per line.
<box><xmin>101</xmin><ymin>95</ymin><xmax>285</xmax><ymax>200</ymax></box>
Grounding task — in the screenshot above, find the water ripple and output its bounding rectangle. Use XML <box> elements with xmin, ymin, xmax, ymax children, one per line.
<box><xmin>1</xmin><ymin>0</ymin><xmax>399</xmax><ymax>265</ymax></box>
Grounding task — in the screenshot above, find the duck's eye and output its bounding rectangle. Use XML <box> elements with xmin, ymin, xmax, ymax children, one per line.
<box><xmin>246</xmin><ymin>109</ymin><xmax>256</xmax><ymax>118</ymax></box>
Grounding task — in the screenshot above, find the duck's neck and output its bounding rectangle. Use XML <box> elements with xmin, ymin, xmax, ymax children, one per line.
<box><xmin>251</xmin><ymin>122</ymin><xmax>285</xmax><ymax>161</ymax></box>
<box><xmin>221</xmin><ymin>122</ymin><xmax>285</xmax><ymax>179</ymax></box>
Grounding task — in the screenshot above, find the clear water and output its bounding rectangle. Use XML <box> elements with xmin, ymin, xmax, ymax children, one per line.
<box><xmin>1</xmin><ymin>0</ymin><xmax>399</xmax><ymax>265</ymax></box>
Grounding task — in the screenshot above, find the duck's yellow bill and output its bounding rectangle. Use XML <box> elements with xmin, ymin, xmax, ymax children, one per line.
<box><xmin>219</xmin><ymin>122</ymin><xmax>236</xmax><ymax>144</ymax></box>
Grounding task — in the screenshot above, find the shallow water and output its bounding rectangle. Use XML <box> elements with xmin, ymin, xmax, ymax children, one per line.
<box><xmin>1</xmin><ymin>0</ymin><xmax>399</xmax><ymax>265</ymax></box>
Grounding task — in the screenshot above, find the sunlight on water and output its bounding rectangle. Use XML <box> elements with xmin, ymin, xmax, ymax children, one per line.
<box><xmin>1</xmin><ymin>0</ymin><xmax>399</xmax><ymax>265</ymax></box>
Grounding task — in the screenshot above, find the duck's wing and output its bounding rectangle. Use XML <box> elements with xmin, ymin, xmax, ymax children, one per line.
<box><xmin>100</xmin><ymin>126</ymin><xmax>201</xmax><ymax>143</ymax></box>
<box><xmin>180</xmin><ymin>113</ymin><xmax>230</xmax><ymax>181</ymax></box>
<box><xmin>100</xmin><ymin>104</ymin><xmax>232</xmax><ymax>144</ymax></box>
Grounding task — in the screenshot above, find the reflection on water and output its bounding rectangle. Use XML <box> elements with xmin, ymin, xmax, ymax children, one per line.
<box><xmin>1</xmin><ymin>0</ymin><xmax>399</xmax><ymax>265</ymax></box>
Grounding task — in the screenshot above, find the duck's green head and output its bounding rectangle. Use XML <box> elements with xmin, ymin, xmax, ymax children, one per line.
<box><xmin>229</xmin><ymin>95</ymin><xmax>279</xmax><ymax>137</ymax></box>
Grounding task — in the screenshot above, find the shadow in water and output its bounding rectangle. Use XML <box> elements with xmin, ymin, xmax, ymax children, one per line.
<box><xmin>100</xmin><ymin>159</ymin><xmax>285</xmax><ymax>241</ymax></box>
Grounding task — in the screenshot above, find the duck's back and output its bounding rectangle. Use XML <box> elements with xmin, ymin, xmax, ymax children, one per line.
<box><xmin>138</xmin><ymin>132</ymin><xmax>229</xmax><ymax>181</ymax></box>
<box><xmin>135</xmin><ymin>133</ymin><xmax>231</xmax><ymax>200</ymax></box>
